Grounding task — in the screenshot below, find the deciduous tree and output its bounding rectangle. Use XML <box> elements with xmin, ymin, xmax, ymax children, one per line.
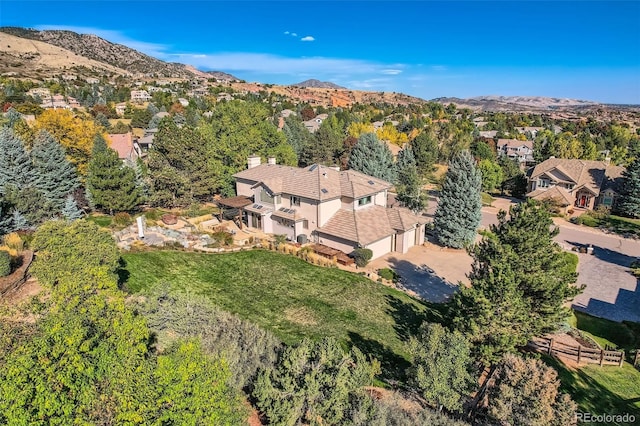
<box><xmin>408</xmin><ymin>323</ymin><xmax>473</xmax><ymax>413</ymax></box>
<box><xmin>487</xmin><ymin>354</ymin><xmax>577</xmax><ymax>426</ymax></box>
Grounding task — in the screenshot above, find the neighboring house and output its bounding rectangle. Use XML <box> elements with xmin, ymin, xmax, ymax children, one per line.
<box><xmin>303</xmin><ymin>114</ymin><xmax>329</xmax><ymax>133</ymax></box>
<box><xmin>106</xmin><ymin>132</ymin><xmax>139</xmax><ymax>161</ymax></box>
<box><xmin>178</xmin><ymin>98</ymin><xmax>189</xmax><ymax>107</ymax></box>
<box><xmin>516</xmin><ymin>126</ymin><xmax>544</xmax><ymax>138</ymax></box>
<box><xmin>497</xmin><ymin>139</ymin><xmax>535</xmax><ymax>165</ymax></box>
<box><xmin>526</xmin><ymin>158</ymin><xmax>625</xmax><ymax>213</ymax></box>
<box><xmin>233</xmin><ymin>156</ymin><xmax>428</xmax><ymax>259</ymax></box>
<box><xmin>27</xmin><ymin>87</ymin><xmax>51</xmax><ymax>98</ymax></box>
<box><xmin>85</xmin><ymin>77</ymin><xmax>100</xmax><ymax>84</ymax></box>
<box><xmin>478</xmin><ymin>130</ymin><xmax>498</xmax><ymax>139</ymax></box>
<box><xmin>130</xmin><ymin>90</ymin><xmax>152</xmax><ymax>103</ymax></box>
<box><xmin>136</xmin><ymin>128</ymin><xmax>157</xmax><ymax>154</ymax></box>
<box><xmin>40</xmin><ymin>94</ymin><xmax>74</xmax><ymax>110</ymax></box>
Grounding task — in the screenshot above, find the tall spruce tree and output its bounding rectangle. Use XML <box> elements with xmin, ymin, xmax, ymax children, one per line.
<box><xmin>0</xmin><ymin>127</ymin><xmax>36</xmax><ymax>196</ymax></box>
<box><xmin>450</xmin><ymin>200</ymin><xmax>581</xmax><ymax>365</ymax></box>
<box><xmin>433</xmin><ymin>150</ymin><xmax>481</xmax><ymax>248</ymax></box>
<box><xmin>87</xmin><ymin>138</ymin><xmax>142</xmax><ymax>213</ymax></box>
<box><xmin>396</xmin><ymin>147</ymin><xmax>426</xmax><ymax>213</ymax></box>
<box><xmin>348</xmin><ymin>133</ymin><xmax>396</xmax><ymax>182</ymax></box>
<box><xmin>615</xmin><ymin>156</ymin><xmax>640</xmax><ymax>218</ymax></box>
<box><xmin>31</xmin><ymin>130</ymin><xmax>81</xmax><ymax>211</ymax></box>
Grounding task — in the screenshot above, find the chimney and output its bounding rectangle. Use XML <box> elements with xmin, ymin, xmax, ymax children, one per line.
<box><xmin>329</xmin><ymin>165</ymin><xmax>340</xmax><ymax>171</ymax></box>
<box><xmin>267</xmin><ymin>156</ymin><xmax>276</xmax><ymax>165</ymax></box>
<box><xmin>604</xmin><ymin>157</ymin><xmax>611</xmax><ymax>165</ymax></box>
<box><xmin>247</xmin><ymin>155</ymin><xmax>261</xmax><ymax>169</ymax></box>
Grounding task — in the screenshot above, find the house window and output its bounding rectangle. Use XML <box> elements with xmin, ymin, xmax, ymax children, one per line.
<box><xmin>302</xmin><ymin>219</ymin><xmax>309</xmax><ymax>229</ymax></box>
<box><xmin>565</xmin><ymin>184</ymin><xmax>574</xmax><ymax>190</ymax></box>
<box><xmin>260</xmin><ymin>189</ymin><xmax>274</xmax><ymax>204</ymax></box>
<box><xmin>358</xmin><ymin>196</ymin><xmax>372</xmax><ymax>206</ymax></box>
<box><xmin>291</xmin><ymin>196</ymin><xmax>301</xmax><ymax>206</ymax></box>
<box><xmin>602</xmin><ymin>197</ymin><xmax>613</xmax><ymax>206</ymax></box>
<box><xmin>539</xmin><ymin>179</ymin><xmax>549</xmax><ymax>188</ymax></box>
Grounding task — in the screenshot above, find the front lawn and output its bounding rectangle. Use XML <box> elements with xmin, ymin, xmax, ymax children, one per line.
<box><xmin>122</xmin><ymin>250</ymin><xmax>443</xmax><ymax>380</ymax></box>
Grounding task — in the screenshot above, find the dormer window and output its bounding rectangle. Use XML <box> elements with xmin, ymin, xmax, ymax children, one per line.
<box><xmin>291</xmin><ymin>196</ymin><xmax>301</xmax><ymax>206</ymax></box>
<box><xmin>358</xmin><ymin>196</ymin><xmax>372</xmax><ymax>206</ymax></box>
<box><xmin>539</xmin><ymin>179</ymin><xmax>549</xmax><ymax>188</ymax></box>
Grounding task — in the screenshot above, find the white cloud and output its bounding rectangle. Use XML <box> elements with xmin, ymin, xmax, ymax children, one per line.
<box><xmin>381</xmin><ymin>69</ymin><xmax>402</xmax><ymax>75</ymax></box>
<box><xmin>284</xmin><ymin>31</ymin><xmax>290</xmax><ymax>35</ymax></box>
<box><xmin>291</xmin><ymin>33</ymin><xmax>298</xmax><ymax>37</ymax></box>
<box><xmin>170</xmin><ymin>52</ymin><xmax>404</xmax><ymax>77</ymax></box>
<box><xmin>35</xmin><ymin>25</ymin><xmax>169</xmax><ymax>58</ymax></box>
<box><xmin>300</xmin><ymin>36</ymin><xmax>315</xmax><ymax>42</ymax></box>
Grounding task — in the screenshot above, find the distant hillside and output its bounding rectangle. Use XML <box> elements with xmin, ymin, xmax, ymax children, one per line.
<box><xmin>0</xmin><ymin>31</ymin><xmax>131</xmax><ymax>78</ymax></box>
<box><xmin>291</xmin><ymin>79</ymin><xmax>347</xmax><ymax>90</ymax></box>
<box><xmin>0</xmin><ymin>27</ymin><xmax>238</xmax><ymax>80</ymax></box>
<box><xmin>433</xmin><ymin>95</ymin><xmax>601</xmax><ymax>112</ymax></box>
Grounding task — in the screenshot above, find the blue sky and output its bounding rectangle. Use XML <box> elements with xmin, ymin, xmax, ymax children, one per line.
<box><xmin>2</xmin><ymin>1</ymin><xmax>639</xmax><ymax>103</ymax></box>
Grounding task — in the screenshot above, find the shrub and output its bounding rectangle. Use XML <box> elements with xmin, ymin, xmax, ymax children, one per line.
<box><xmin>144</xmin><ymin>208</ymin><xmax>161</xmax><ymax>221</ymax></box>
<box><xmin>351</xmin><ymin>248</ymin><xmax>373</xmax><ymax>267</ymax></box>
<box><xmin>3</xmin><ymin>233</ymin><xmax>23</xmax><ymax>253</ymax></box>
<box><xmin>577</xmin><ymin>214</ymin><xmax>599</xmax><ymax>227</ymax></box>
<box><xmin>113</xmin><ymin>212</ymin><xmax>132</xmax><ymax>226</ymax></box>
<box><xmin>211</xmin><ymin>231</ymin><xmax>233</xmax><ymax>247</ymax></box>
<box><xmin>377</xmin><ymin>268</ymin><xmax>398</xmax><ymax>282</ymax></box>
<box><xmin>0</xmin><ymin>250</ymin><xmax>11</xmax><ymax>277</ymax></box>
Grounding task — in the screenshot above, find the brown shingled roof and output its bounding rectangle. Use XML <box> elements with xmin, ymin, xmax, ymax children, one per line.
<box><xmin>529</xmin><ymin>158</ymin><xmax>625</xmax><ymax>197</ymax></box>
<box><xmin>317</xmin><ymin>205</ymin><xmax>428</xmax><ymax>246</ymax></box>
<box><xmin>234</xmin><ymin>164</ymin><xmax>392</xmax><ymax>201</ymax></box>
<box><xmin>107</xmin><ymin>132</ymin><xmax>135</xmax><ymax>160</ymax></box>
<box><xmin>527</xmin><ymin>186</ymin><xmax>573</xmax><ymax>206</ymax></box>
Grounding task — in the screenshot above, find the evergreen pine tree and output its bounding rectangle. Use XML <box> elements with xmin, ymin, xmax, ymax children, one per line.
<box><xmin>124</xmin><ymin>157</ymin><xmax>148</xmax><ymax>200</ymax></box>
<box><xmin>433</xmin><ymin>150</ymin><xmax>481</xmax><ymax>248</ymax></box>
<box><xmin>10</xmin><ymin>209</ymin><xmax>28</xmax><ymax>232</ymax></box>
<box><xmin>87</xmin><ymin>143</ymin><xmax>143</xmax><ymax>213</ymax></box>
<box><xmin>31</xmin><ymin>130</ymin><xmax>81</xmax><ymax>211</ymax></box>
<box><xmin>0</xmin><ymin>202</ymin><xmax>13</xmax><ymax>236</ymax></box>
<box><xmin>5</xmin><ymin>107</ymin><xmax>23</xmax><ymax>128</ymax></box>
<box><xmin>450</xmin><ymin>200</ymin><xmax>581</xmax><ymax>364</ymax></box>
<box><xmin>62</xmin><ymin>195</ymin><xmax>84</xmax><ymax>220</ymax></box>
<box><xmin>348</xmin><ymin>133</ymin><xmax>396</xmax><ymax>182</ymax></box>
<box><xmin>395</xmin><ymin>147</ymin><xmax>426</xmax><ymax>213</ymax></box>
<box><xmin>615</xmin><ymin>156</ymin><xmax>640</xmax><ymax>218</ymax></box>
<box><xmin>410</xmin><ymin>129</ymin><xmax>439</xmax><ymax>175</ymax></box>
<box><xmin>0</xmin><ymin>127</ymin><xmax>36</xmax><ymax>196</ymax></box>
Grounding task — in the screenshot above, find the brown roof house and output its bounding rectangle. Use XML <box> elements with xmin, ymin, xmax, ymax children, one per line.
<box><xmin>497</xmin><ymin>139</ymin><xmax>535</xmax><ymax>165</ymax></box>
<box><xmin>106</xmin><ymin>132</ymin><xmax>140</xmax><ymax>161</ymax></box>
<box><xmin>233</xmin><ymin>156</ymin><xmax>429</xmax><ymax>259</ymax></box>
<box><xmin>526</xmin><ymin>158</ymin><xmax>625</xmax><ymax>213</ymax></box>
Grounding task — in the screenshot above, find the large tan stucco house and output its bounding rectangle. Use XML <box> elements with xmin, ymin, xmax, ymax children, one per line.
<box><xmin>526</xmin><ymin>158</ymin><xmax>625</xmax><ymax>213</ymax></box>
<box><xmin>233</xmin><ymin>156</ymin><xmax>429</xmax><ymax>260</ymax></box>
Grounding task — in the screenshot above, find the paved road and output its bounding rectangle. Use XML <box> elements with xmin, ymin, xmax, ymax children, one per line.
<box><xmin>405</xmin><ymin>195</ymin><xmax>640</xmax><ymax>322</ymax></box>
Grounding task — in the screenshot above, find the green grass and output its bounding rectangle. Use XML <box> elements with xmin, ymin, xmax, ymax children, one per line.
<box><xmin>542</xmin><ymin>311</ymin><xmax>640</xmax><ymax>424</ymax></box>
<box><xmin>569</xmin><ymin>311</ymin><xmax>640</xmax><ymax>351</ymax></box>
<box><xmin>481</xmin><ymin>192</ymin><xmax>494</xmax><ymax>206</ymax></box>
<box><xmin>604</xmin><ymin>215</ymin><xmax>640</xmax><ymax>236</ymax></box>
<box><xmin>122</xmin><ymin>250</ymin><xmax>444</xmax><ymax>380</ymax></box>
<box><xmin>544</xmin><ymin>356</ymin><xmax>640</xmax><ymax>425</ymax></box>
<box><xmin>86</xmin><ymin>215</ymin><xmax>112</xmax><ymax>228</ymax></box>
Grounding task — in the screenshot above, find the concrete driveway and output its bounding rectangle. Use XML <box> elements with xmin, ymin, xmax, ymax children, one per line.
<box><xmin>385</xmin><ymin>194</ymin><xmax>640</xmax><ymax>323</ymax></box>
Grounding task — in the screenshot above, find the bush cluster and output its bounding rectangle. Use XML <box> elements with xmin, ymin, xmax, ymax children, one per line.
<box><xmin>0</xmin><ymin>250</ymin><xmax>11</xmax><ymax>277</ymax></box>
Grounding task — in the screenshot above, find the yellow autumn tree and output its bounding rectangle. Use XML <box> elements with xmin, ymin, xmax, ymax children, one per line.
<box><xmin>347</xmin><ymin>122</ymin><xmax>375</xmax><ymax>139</ymax></box>
<box><xmin>376</xmin><ymin>123</ymin><xmax>409</xmax><ymax>146</ymax></box>
<box><xmin>33</xmin><ymin>110</ymin><xmax>100</xmax><ymax>175</ymax></box>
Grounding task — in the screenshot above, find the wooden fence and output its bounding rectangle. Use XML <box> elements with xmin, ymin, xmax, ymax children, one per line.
<box><xmin>0</xmin><ymin>250</ymin><xmax>34</xmax><ymax>296</ymax></box>
<box><xmin>527</xmin><ymin>336</ymin><xmax>624</xmax><ymax>367</ymax></box>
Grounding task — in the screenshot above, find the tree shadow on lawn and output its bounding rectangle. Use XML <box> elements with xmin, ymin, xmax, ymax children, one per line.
<box><xmin>543</xmin><ymin>355</ymin><xmax>640</xmax><ymax>420</ymax></box>
<box><xmin>348</xmin><ymin>331</ymin><xmax>410</xmax><ymax>383</ymax></box>
<box><xmin>384</xmin><ymin>294</ymin><xmax>446</xmax><ymax>342</ymax></box>
<box><xmin>116</xmin><ymin>257</ymin><xmax>131</xmax><ymax>291</ymax></box>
